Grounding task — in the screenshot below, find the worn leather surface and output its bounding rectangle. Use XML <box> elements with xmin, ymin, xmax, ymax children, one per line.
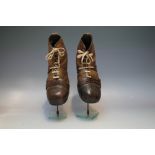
<box><xmin>76</xmin><ymin>33</ymin><xmax>101</xmax><ymax>103</ymax></box>
<box><xmin>46</xmin><ymin>33</ymin><xmax>69</xmax><ymax>105</ymax></box>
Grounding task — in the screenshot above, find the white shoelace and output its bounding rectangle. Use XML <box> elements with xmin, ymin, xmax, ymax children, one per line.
<box><xmin>46</xmin><ymin>48</ymin><xmax>65</xmax><ymax>79</ymax></box>
<box><xmin>77</xmin><ymin>50</ymin><xmax>94</xmax><ymax>78</ymax></box>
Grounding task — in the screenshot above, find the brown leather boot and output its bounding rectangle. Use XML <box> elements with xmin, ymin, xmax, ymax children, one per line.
<box><xmin>76</xmin><ymin>33</ymin><xmax>101</xmax><ymax>104</ymax></box>
<box><xmin>46</xmin><ymin>33</ymin><xmax>69</xmax><ymax>106</ymax></box>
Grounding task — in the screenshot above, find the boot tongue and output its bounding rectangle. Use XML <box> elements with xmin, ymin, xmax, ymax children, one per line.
<box><xmin>54</xmin><ymin>38</ymin><xmax>64</xmax><ymax>48</ymax></box>
<box><xmin>80</xmin><ymin>34</ymin><xmax>93</xmax><ymax>51</ymax></box>
<box><xmin>79</xmin><ymin>39</ymin><xmax>87</xmax><ymax>51</ymax></box>
<box><xmin>87</xmin><ymin>42</ymin><xmax>93</xmax><ymax>51</ymax></box>
<box><xmin>81</xmin><ymin>40</ymin><xmax>93</xmax><ymax>52</ymax></box>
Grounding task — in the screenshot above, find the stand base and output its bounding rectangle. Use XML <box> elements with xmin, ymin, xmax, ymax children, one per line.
<box><xmin>76</xmin><ymin>103</ymin><xmax>99</xmax><ymax>120</ymax></box>
<box><xmin>48</xmin><ymin>105</ymin><xmax>67</xmax><ymax>120</ymax></box>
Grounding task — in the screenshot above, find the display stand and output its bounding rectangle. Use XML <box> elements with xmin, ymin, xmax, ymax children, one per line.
<box><xmin>76</xmin><ymin>103</ymin><xmax>99</xmax><ymax>120</ymax></box>
<box><xmin>44</xmin><ymin>102</ymin><xmax>67</xmax><ymax>121</ymax></box>
<box><xmin>47</xmin><ymin>105</ymin><xmax>67</xmax><ymax>120</ymax></box>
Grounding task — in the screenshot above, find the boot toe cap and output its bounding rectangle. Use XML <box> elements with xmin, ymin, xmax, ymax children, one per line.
<box><xmin>78</xmin><ymin>83</ymin><xmax>101</xmax><ymax>103</ymax></box>
<box><xmin>47</xmin><ymin>85</ymin><xmax>69</xmax><ymax>105</ymax></box>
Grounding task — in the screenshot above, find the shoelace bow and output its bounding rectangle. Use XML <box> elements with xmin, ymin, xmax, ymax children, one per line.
<box><xmin>77</xmin><ymin>50</ymin><xmax>94</xmax><ymax>78</ymax></box>
<box><xmin>77</xmin><ymin>50</ymin><xmax>94</xmax><ymax>64</ymax></box>
<box><xmin>46</xmin><ymin>47</ymin><xmax>65</xmax><ymax>61</ymax></box>
<box><xmin>46</xmin><ymin>47</ymin><xmax>65</xmax><ymax>78</ymax></box>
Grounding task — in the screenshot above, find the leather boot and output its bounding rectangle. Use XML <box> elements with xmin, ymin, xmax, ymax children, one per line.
<box><xmin>46</xmin><ymin>33</ymin><xmax>69</xmax><ymax>106</ymax></box>
<box><xmin>76</xmin><ymin>33</ymin><xmax>101</xmax><ymax>104</ymax></box>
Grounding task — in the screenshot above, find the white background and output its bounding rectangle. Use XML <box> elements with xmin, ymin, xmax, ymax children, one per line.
<box><xmin>0</xmin><ymin>0</ymin><xmax>155</xmax><ymax>155</ymax></box>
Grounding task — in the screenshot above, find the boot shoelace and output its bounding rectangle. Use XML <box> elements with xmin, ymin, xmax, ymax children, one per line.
<box><xmin>46</xmin><ymin>48</ymin><xmax>65</xmax><ymax>79</ymax></box>
<box><xmin>77</xmin><ymin>50</ymin><xmax>94</xmax><ymax>78</ymax></box>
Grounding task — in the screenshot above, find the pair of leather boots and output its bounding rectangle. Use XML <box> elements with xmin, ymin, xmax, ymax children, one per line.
<box><xmin>46</xmin><ymin>33</ymin><xmax>101</xmax><ymax>114</ymax></box>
